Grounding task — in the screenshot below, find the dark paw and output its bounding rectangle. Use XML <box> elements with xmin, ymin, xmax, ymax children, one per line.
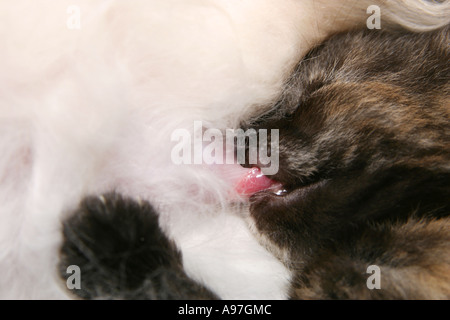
<box><xmin>59</xmin><ymin>193</ymin><xmax>217</xmax><ymax>299</ymax></box>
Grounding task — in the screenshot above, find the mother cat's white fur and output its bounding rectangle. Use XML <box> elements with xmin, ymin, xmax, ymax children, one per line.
<box><xmin>0</xmin><ymin>0</ymin><xmax>448</xmax><ymax>299</ymax></box>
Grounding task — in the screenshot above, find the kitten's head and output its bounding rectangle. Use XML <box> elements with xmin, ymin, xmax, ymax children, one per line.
<box><xmin>244</xmin><ymin>27</ymin><xmax>450</xmax><ymax>255</ymax></box>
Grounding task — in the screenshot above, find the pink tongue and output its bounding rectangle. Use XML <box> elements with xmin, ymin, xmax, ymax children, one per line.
<box><xmin>207</xmin><ymin>163</ymin><xmax>281</xmax><ymax>198</ymax></box>
<box><xmin>235</xmin><ymin>167</ymin><xmax>280</xmax><ymax>196</ymax></box>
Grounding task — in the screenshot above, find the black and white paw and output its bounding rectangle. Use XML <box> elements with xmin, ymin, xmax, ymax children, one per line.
<box><xmin>59</xmin><ymin>193</ymin><xmax>217</xmax><ymax>299</ymax></box>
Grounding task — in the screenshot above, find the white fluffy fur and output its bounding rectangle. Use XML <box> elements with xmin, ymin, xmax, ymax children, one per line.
<box><xmin>0</xmin><ymin>0</ymin><xmax>448</xmax><ymax>299</ymax></box>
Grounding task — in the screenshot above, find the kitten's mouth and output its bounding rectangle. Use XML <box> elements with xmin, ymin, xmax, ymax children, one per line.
<box><xmin>235</xmin><ymin>167</ymin><xmax>288</xmax><ymax>197</ymax></box>
<box><xmin>235</xmin><ymin>166</ymin><xmax>324</xmax><ymax>199</ymax></box>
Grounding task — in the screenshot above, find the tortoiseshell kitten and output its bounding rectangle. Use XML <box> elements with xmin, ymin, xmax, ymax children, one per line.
<box><xmin>246</xmin><ymin>25</ymin><xmax>450</xmax><ymax>299</ymax></box>
<box><xmin>59</xmin><ymin>26</ymin><xmax>449</xmax><ymax>299</ymax></box>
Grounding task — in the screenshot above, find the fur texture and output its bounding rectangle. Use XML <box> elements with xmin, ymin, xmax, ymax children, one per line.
<box><xmin>246</xmin><ymin>25</ymin><xmax>450</xmax><ymax>299</ymax></box>
<box><xmin>60</xmin><ymin>193</ymin><xmax>218</xmax><ymax>299</ymax></box>
<box><xmin>1</xmin><ymin>0</ymin><xmax>449</xmax><ymax>299</ymax></box>
<box><xmin>60</xmin><ymin>25</ymin><xmax>449</xmax><ymax>300</ymax></box>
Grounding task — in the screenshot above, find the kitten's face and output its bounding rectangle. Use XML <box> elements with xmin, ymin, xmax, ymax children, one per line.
<box><xmin>246</xmin><ymin>28</ymin><xmax>449</xmax><ymax>259</ymax></box>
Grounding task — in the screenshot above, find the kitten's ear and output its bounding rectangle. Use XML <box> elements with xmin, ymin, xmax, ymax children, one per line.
<box><xmin>59</xmin><ymin>193</ymin><xmax>218</xmax><ymax>300</ymax></box>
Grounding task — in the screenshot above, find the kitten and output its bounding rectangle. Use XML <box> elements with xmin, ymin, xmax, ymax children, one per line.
<box><xmin>245</xmin><ymin>25</ymin><xmax>450</xmax><ymax>299</ymax></box>
<box><xmin>59</xmin><ymin>26</ymin><xmax>449</xmax><ymax>299</ymax></box>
